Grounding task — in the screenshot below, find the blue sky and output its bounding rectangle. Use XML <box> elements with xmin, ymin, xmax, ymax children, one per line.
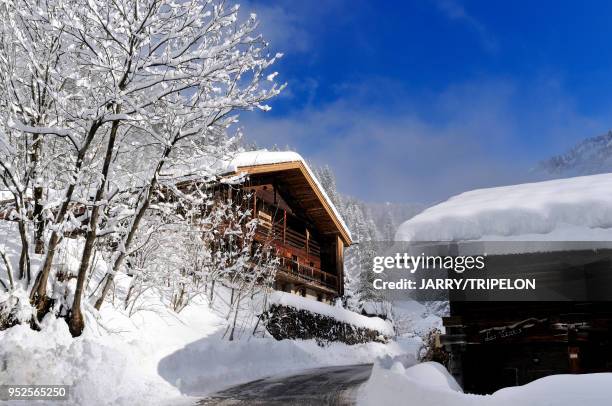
<box><xmin>239</xmin><ymin>0</ymin><xmax>612</xmax><ymax>204</ymax></box>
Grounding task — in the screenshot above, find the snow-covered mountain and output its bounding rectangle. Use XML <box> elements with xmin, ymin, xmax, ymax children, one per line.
<box><xmin>537</xmin><ymin>130</ymin><xmax>612</xmax><ymax>176</ymax></box>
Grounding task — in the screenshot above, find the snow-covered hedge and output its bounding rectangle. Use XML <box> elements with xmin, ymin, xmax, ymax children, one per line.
<box><xmin>270</xmin><ymin>292</ymin><xmax>393</xmax><ymax>335</ymax></box>
<box><xmin>264</xmin><ymin>292</ymin><xmax>393</xmax><ymax>344</ymax></box>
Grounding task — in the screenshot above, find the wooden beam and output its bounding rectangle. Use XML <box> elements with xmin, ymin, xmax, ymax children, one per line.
<box><xmin>336</xmin><ymin>234</ymin><xmax>344</xmax><ymax>296</ymax></box>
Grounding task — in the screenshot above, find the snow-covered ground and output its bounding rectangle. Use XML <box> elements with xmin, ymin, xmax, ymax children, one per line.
<box><xmin>359</xmin><ymin>360</ymin><xmax>612</xmax><ymax>406</ymax></box>
<box><xmin>393</xmin><ymin>300</ymin><xmax>443</xmax><ymax>336</ymax></box>
<box><xmin>0</xmin><ymin>291</ymin><xmax>410</xmax><ymax>406</ymax></box>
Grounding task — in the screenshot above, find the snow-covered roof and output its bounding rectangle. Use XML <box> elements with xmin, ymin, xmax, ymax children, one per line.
<box><xmin>228</xmin><ymin>150</ymin><xmax>305</xmax><ymax>169</ymax></box>
<box><xmin>396</xmin><ymin>172</ymin><xmax>612</xmax><ymax>242</ymax></box>
<box><xmin>229</xmin><ymin>150</ymin><xmax>352</xmax><ymax>244</ymax></box>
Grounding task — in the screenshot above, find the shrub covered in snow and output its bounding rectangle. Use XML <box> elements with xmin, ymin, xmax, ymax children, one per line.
<box><xmin>263</xmin><ymin>291</ymin><xmax>394</xmax><ymax>344</ymax></box>
<box><xmin>264</xmin><ymin>304</ymin><xmax>389</xmax><ymax>345</ymax></box>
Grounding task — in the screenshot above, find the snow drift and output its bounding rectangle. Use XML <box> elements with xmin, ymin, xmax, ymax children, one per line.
<box><xmin>359</xmin><ymin>360</ymin><xmax>612</xmax><ymax>406</ymax></box>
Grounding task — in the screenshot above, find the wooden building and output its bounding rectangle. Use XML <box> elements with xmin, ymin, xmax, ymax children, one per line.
<box><xmin>395</xmin><ymin>174</ymin><xmax>612</xmax><ymax>395</ymax></box>
<box><xmin>226</xmin><ymin>152</ymin><xmax>352</xmax><ymax>302</ymax></box>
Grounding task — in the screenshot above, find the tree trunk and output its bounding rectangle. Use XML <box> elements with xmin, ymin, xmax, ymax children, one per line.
<box><xmin>31</xmin><ymin>134</ymin><xmax>44</xmax><ymax>254</ymax></box>
<box><xmin>228</xmin><ymin>293</ymin><xmax>242</xmax><ymax>341</ymax></box>
<box><xmin>67</xmin><ymin>307</ymin><xmax>84</xmax><ymax>337</ymax></box>
<box><xmin>0</xmin><ymin>249</ymin><xmax>14</xmax><ymax>289</ymax></box>
<box><xmin>30</xmin><ymin>121</ymin><xmax>101</xmax><ymax>319</ymax></box>
<box><xmin>16</xmin><ymin>202</ymin><xmax>31</xmax><ymax>284</ymax></box>
<box><xmin>208</xmin><ymin>279</ymin><xmax>215</xmax><ymax>306</ymax></box>
<box><xmin>69</xmin><ymin>118</ymin><xmax>119</xmax><ymax>337</ymax></box>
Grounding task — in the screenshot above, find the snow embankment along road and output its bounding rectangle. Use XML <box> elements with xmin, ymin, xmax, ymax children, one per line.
<box><xmin>396</xmin><ymin>172</ymin><xmax>612</xmax><ymax>243</ymax></box>
<box><xmin>157</xmin><ymin>328</ymin><xmax>406</xmax><ymax>397</ymax></box>
<box><xmin>358</xmin><ymin>360</ymin><xmax>612</xmax><ymax>406</ymax></box>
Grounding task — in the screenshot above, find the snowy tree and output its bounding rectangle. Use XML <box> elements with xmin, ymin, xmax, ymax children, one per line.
<box><xmin>311</xmin><ymin>164</ymin><xmax>342</xmax><ymax>208</ymax></box>
<box><xmin>312</xmin><ymin>166</ymin><xmax>387</xmax><ymax>313</ymax></box>
<box><xmin>118</xmin><ymin>184</ymin><xmax>277</xmax><ymax>322</ymax></box>
<box><xmin>0</xmin><ymin>0</ymin><xmax>283</xmax><ymax>336</ymax></box>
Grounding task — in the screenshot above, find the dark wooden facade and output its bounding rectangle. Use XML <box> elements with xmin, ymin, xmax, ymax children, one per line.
<box><xmin>230</xmin><ymin>160</ymin><xmax>351</xmax><ymax>302</ymax></box>
<box><xmin>442</xmin><ymin>249</ymin><xmax>612</xmax><ymax>394</ymax></box>
<box><xmin>443</xmin><ymin>301</ymin><xmax>612</xmax><ymax>394</ymax></box>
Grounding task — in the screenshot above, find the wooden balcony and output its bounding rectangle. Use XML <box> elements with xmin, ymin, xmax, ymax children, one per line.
<box><xmin>277</xmin><ymin>257</ymin><xmax>338</xmax><ymax>292</ymax></box>
<box><xmin>254</xmin><ymin>216</ymin><xmax>337</xmax><ymax>292</ymax></box>
<box><xmin>254</xmin><ymin>218</ymin><xmax>321</xmax><ymax>260</ymax></box>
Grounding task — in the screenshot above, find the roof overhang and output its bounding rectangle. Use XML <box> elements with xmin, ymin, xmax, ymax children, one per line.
<box><xmin>234</xmin><ymin>160</ymin><xmax>352</xmax><ymax>246</ymax></box>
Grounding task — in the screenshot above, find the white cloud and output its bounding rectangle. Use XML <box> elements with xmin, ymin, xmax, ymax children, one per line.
<box><xmin>433</xmin><ymin>0</ymin><xmax>499</xmax><ymax>53</ymax></box>
<box><xmin>238</xmin><ymin>1</ymin><xmax>320</xmax><ymax>53</ymax></box>
<box><xmin>240</xmin><ymin>77</ymin><xmax>608</xmax><ymax>204</ymax></box>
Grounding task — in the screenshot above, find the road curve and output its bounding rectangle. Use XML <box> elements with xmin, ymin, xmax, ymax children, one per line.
<box><xmin>197</xmin><ymin>363</ymin><xmax>373</xmax><ymax>406</ymax></box>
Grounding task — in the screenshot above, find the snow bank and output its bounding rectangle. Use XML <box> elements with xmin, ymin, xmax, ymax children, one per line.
<box><xmin>397</xmin><ymin>173</ymin><xmax>612</xmax><ymax>242</ymax></box>
<box><xmin>0</xmin><ymin>289</ymin><xmax>405</xmax><ymax>405</ymax></box>
<box><xmin>269</xmin><ymin>291</ymin><xmax>394</xmax><ymax>336</ymax></box>
<box><xmin>158</xmin><ymin>333</ymin><xmax>404</xmax><ymax>396</ymax></box>
<box><xmin>0</xmin><ymin>316</ymin><xmax>180</xmax><ymax>406</ymax></box>
<box><xmin>359</xmin><ymin>360</ymin><xmax>612</xmax><ymax>406</ymax></box>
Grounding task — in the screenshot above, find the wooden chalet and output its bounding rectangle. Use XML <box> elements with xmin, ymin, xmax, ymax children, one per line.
<box><xmin>225</xmin><ymin>151</ymin><xmax>352</xmax><ymax>303</ymax></box>
<box><xmin>443</xmin><ymin>300</ymin><xmax>612</xmax><ymax>394</ymax></box>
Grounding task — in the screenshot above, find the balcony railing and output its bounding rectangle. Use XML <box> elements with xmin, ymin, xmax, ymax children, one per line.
<box><xmin>254</xmin><ymin>219</ymin><xmax>321</xmax><ymax>258</ymax></box>
<box><xmin>277</xmin><ymin>257</ymin><xmax>338</xmax><ymax>290</ymax></box>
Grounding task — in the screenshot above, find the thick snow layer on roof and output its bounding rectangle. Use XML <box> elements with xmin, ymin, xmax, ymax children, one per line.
<box><xmin>396</xmin><ymin>173</ymin><xmax>612</xmax><ymax>243</ymax></box>
<box><xmin>229</xmin><ymin>150</ymin><xmax>305</xmax><ymax>169</ymax></box>
<box><xmin>269</xmin><ymin>291</ymin><xmax>394</xmax><ymax>336</ymax></box>
<box><xmin>230</xmin><ymin>150</ymin><xmax>352</xmax><ymax>241</ymax></box>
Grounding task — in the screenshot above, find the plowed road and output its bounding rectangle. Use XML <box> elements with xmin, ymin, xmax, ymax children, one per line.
<box><xmin>197</xmin><ymin>364</ymin><xmax>373</xmax><ymax>406</ymax></box>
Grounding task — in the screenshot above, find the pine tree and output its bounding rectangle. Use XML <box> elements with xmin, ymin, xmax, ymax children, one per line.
<box><xmin>312</xmin><ymin>166</ymin><xmax>386</xmax><ymax>313</ymax></box>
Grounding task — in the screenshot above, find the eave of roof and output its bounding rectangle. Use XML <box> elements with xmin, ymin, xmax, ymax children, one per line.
<box><xmin>231</xmin><ymin>155</ymin><xmax>352</xmax><ymax>246</ymax></box>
